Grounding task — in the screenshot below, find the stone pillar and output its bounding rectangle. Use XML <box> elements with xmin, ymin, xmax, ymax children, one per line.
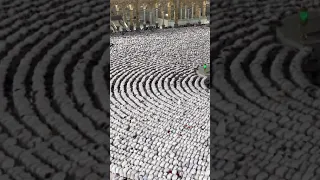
<box><xmin>180</xmin><ymin>3</ymin><xmax>183</xmax><ymax>19</ymax></box>
<box><xmin>162</xmin><ymin>10</ymin><xmax>165</xmax><ymax>29</ymax></box>
<box><xmin>195</xmin><ymin>4</ymin><xmax>199</xmax><ymax>24</ymax></box>
<box><xmin>185</xmin><ymin>5</ymin><xmax>187</xmax><ymax>19</ymax></box>
<box><xmin>197</xmin><ymin>5</ymin><xmax>201</xmax><ymax>24</ymax></box>
<box><xmin>130</xmin><ymin>8</ymin><xmax>134</xmax><ymax>30</ymax></box>
<box><xmin>122</xmin><ymin>10</ymin><xmax>126</xmax><ymax>31</ymax></box>
<box><xmin>187</xmin><ymin>8</ymin><xmax>190</xmax><ymax>23</ymax></box>
<box><xmin>135</xmin><ymin>3</ymin><xmax>140</xmax><ymax>30</ymax></box>
<box><xmin>191</xmin><ymin>3</ymin><xmax>194</xmax><ymax>19</ymax></box>
<box><xmin>173</xmin><ymin>10</ymin><xmax>176</xmax><ymax>26</ymax></box>
<box><xmin>122</xmin><ymin>7</ymin><xmax>126</xmax><ymax>21</ymax></box>
<box><xmin>143</xmin><ymin>7</ymin><xmax>147</xmax><ymax>29</ymax></box>
<box><xmin>155</xmin><ymin>7</ymin><xmax>159</xmax><ymax>28</ymax></box>
<box><xmin>174</xmin><ymin>0</ymin><xmax>179</xmax><ymax>27</ymax></box>
<box><xmin>168</xmin><ymin>3</ymin><xmax>171</xmax><ymax>20</ymax></box>
<box><xmin>195</xmin><ymin>4</ymin><xmax>198</xmax><ymax>18</ymax></box>
<box><xmin>202</xmin><ymin>1</ymin><xmax>206</xmax><ymax>17</ymax></box>
<box><xmin>115</xmin><ymin>5</ymin><xmax>119</xmax><ymax>15</ymax></box>
<box><xmin>149</xmin><ymin>10</ymin><xmax>153</xmax><ymax>25</ymax></box>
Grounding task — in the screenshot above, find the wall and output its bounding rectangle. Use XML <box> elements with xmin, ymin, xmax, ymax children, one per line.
<box><xmin>157</xmin><ymin>18</ymin><xmax>209</xmax><ymax>27</ymax></box>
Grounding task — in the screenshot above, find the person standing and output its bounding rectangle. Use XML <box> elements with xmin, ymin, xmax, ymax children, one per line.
<box><xmin>299</xmin><ymin>6</ymin><xmax>309</xmax><ymax>41</ymax></box>
<box><xmin>203</xmin><ymin>64</ymin><xmax>208</xmax><ymax>74</ymax></box>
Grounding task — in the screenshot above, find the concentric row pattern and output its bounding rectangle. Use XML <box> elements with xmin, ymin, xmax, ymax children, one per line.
<box><xmin>0</xmin><ymin>0</ymin><xmax>110</xmax><ymax>179</ymax></box>
<box><xmin>110</xmin><ymin>28</ymin><xmax>210</xmax><ymax>179</ymax></box>
<box><xmin>211</xmin><ymin>0</ymin><xmax>320</xmax><ymax>180</ymax></box>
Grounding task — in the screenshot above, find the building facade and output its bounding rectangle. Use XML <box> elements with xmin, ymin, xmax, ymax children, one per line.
<box><xmin>111</xmin><ymin>0</ymin><xmax>209</xmax><ymax>31</ymax></box>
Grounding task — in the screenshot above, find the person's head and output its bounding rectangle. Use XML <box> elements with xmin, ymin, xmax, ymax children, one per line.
<box><xmin>301</xmin><ymin>6</ymin><xmax>308</xmax><ymax>11</ymax></box>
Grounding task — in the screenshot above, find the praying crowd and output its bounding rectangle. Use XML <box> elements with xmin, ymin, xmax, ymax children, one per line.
<box><xmin>110</xmin><ymin>27</ymin><xmax>210</xmax><ymax>179</ymax></box>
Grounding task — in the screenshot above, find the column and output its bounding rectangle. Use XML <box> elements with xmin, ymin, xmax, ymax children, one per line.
<box><xmin>143</xmin><ymin>7</ymin><xmax>146</xmax><ymax>28</ymax></box>
<box><xmin>149</xmin><ymin>10</ymin><xmax>153</xmax><ymax>25</ymax></box>
<box><xmin>185</xmin><ymin>5</ymin><xmax>187</xmax><ymax>19</ymax></box>
<box><xmin>191</xmin><ymin>3</ymin><xmax>194</xmax><ymax>19</ymax></box>
<box><xmin>155</xmin><ymin>7</ymin><xmax>159</xmax><ymax>28</ymax></box>
<box><xmin>174</xmin><ymin>0</ymin><xmax>179</xmax><ymax>27</ymax></box>
<box><xmin>122</xmin><ymin>7</ymin><xmax>126</xmax><ymax>22</ymax></box>
<box><xmin>195</xmin><ymin>4</ymin><xmax>198</xmax><ymax>18</ymax></box>
<box><xmin>122</xmin><ymin>10</ymin><xmax>126</xmax><ymax>31</ymax></box>
<box><xmin>135</xmin><ymin>3</ymin><xmax>140</xmax><ymax>30</ymax></box>
<box><xmin>186</xmin><ymin>8</ymin><xmax>190</xmax><ymax>25</ymax></box>
<box><xmin>187</xmin><ymin>9</ymin><xmax>190</xmax><ymax>20</ymax></box>
<box><xmin>198</xmin><ymin>5</ymin><xmax>201</xmax><ymax>24</ymax></box>
<box><xmin>115</xmin><ymin>5</ymin><xmax>120</xmax><ymax>30</ymax></box>
<box><xmin>180</xmin><ymin>3</ymin><xmax>183</xmax><ymax>19</ymax></box>
<box><xmin>115</xmin><ymin>5</ymin><xmax>119</xmax><ymax>15</ymax></box>
<box><xmin>168</xmin><ymin>3</ymin><xmax>171</xmax><ymax>20</ymax></box>
<box><xmin>202</xmin><ymin>1</ymin><xmax>206</xmax><ymax>17</ymax></box>
<box><xmin>162</xmin><ymin>10</ymin><xmax>165</xmax><ymax>28</ymax></box>
<box><xmin>196</xmin><ymin>4</ymin><xmax>200</xmax><ymax>24</ymax></box>
<box><xmin>130</xmin><ymin>8</ymin><xmax>134</xmax><ymax>30</ymax></box>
